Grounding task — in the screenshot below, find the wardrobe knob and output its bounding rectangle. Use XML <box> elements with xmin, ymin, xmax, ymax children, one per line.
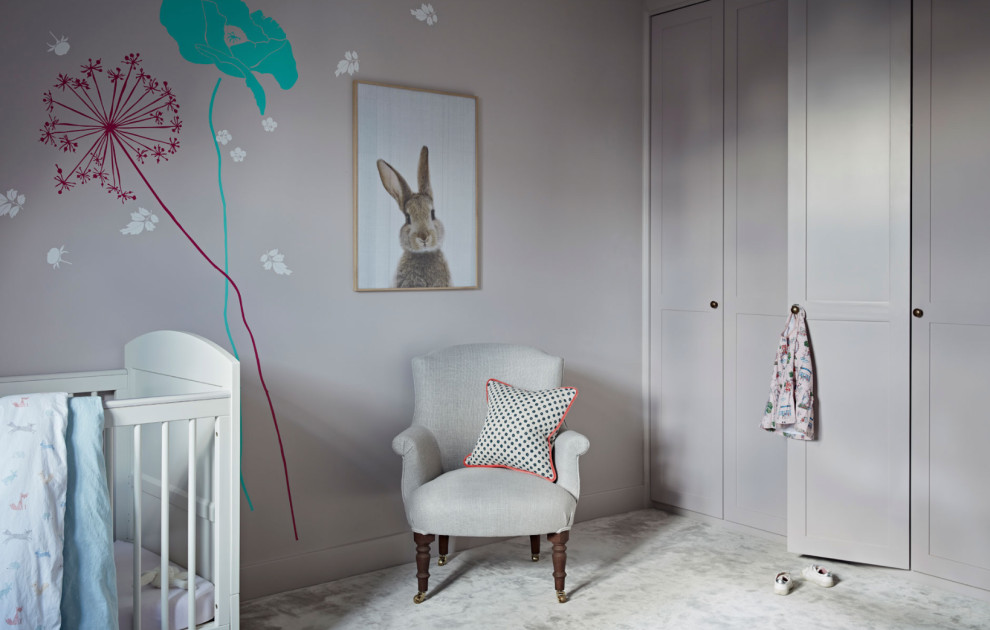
<box><xmin>913</xmin><ymin>308</ymin><xmax>924</xmax><ymax>318</ymax></box>
<box><xmin>710</xmin><ymin>300</ymin><xmax>719</xmax><ymax>309</ymax></box>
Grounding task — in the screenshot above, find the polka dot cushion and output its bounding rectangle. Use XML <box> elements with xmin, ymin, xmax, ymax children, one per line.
<box><xmin>463</xmin><ymin>378</ymin><xmax>578</xmax><ymax>481</ymax></box>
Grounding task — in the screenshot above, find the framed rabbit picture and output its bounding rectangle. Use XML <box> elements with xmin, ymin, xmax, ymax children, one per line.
<box><xmin>353</xmin><ymin>81</ymin><xmax>479</xmax><ymax>291</ymax></box>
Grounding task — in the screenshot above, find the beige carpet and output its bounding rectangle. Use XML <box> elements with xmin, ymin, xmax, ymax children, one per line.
<box><xmin>241</xmin><ymin>509</ymin><xmax>990</xmax><ymax>629</ymax></box>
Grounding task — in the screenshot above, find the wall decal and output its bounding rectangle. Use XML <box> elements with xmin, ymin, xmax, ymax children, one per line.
<box><xmin>260</xmin><ymin>249</ymin><xmax>292</xmax><ymax>275</ymax></box>
<box><xmin>47</xmin><ymin>246</ymin><xmax>70</xmax><ymax>269</ymax></box>
<box><xmin>206</xmin><ymin>79</ymin><xmax>257</xmax><ymax>515</ymax></box>
<box><xmin>41</xmin><ymin>52</ymin><xmax>298</xmax><ymax>538</ymax></box>
<box><xmin>160</xmin><ymin>0</ymin><xmax>298</xmax><ymax>116</ymax></box>
<box><xmin>40</xmin><ymin>55</ymin><xmax>178</xmax><ymax>203</ymax></box>
<box><xmin>335</xmin><ymin>51</ymin><xmax>359</xmax><ymax>77</ymax></box>
<box><xmin>354</xmin><ymin>81</ymin><xmax>478</xmax><ymax>291</ymax></box>
<box><xmin>261</xmin><ymin>116</ymin><xmax>277</xmax><ymax>132</ymax></box>
<box><xmin>162</xmin><ymin>0</ymin><xmax>301</xmax><ymax>536</ymax></box>
<box><xmin>411</xmin><ymin>4</ymin><xmax>438</xmax><ymax>26</ymax></box>
<box><xmin>120</xmin><ymin>207</ymin><xmax>159</xmax><ymax>235</ymax></box>
<box><xmin>47</xmin><ymin>32</ymin><xmax>70</xmax><ymax>56</ymax></box>
<box><xmin>0</xmin><ymin>189</ymin><xmax>24</xmax><ymax>218</ymax></box>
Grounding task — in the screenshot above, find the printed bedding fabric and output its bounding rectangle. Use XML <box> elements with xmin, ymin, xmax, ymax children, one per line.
<box><xmin>1</xmin><ymin>392</ymin><xmax>69</xmax><ymax>629</ymax></box>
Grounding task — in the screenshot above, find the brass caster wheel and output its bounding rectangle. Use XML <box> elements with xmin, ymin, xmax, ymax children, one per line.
<box><xmin>437</xmin><ymin>555</ymin><xmax>448</xmax><ymax>567</ymax></box>
<box><xmin>413</xmin><ymin>592</ymin><xmax>427</xmax><ymax>604</ymax></box>
<box><xmin>556</xmin><ymin>590</ymin><xmax>568</xmax><ymax>604</ymax></box>
<box><xmin>531</xmin><ymin>554</ymin><xmax>540</xmax><ymax>562</ymax></box>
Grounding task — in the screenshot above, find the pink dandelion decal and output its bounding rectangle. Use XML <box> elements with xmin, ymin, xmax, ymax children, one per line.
<box><xmin>39</xmin><ymin>53</ymin><xmax>300</xmax><ymax>540</ymax></box>
<box><xmin>40</xmin><ymin>56</ymin><xmax>178</xmax><ymax>203</ymax></box>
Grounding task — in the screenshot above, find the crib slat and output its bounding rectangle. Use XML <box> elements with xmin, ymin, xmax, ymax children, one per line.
<box><xmin>187</xmin><ymin>418</ymin><xmax>197</xmax><ymax>628</ymax></box>
<box><xmin>161</xmin><ymin>422</ymin><xmax>170</xmax><ymax>630</ymax></box>
<box><xmin>133</xmin><ymin>424</ymin><xmax>143</xmax><ymax>630</ymax></box>
<box><xmin>105</xmin><ymin>426</ymin><xmax>114</xmax><ymax>536</ymax></box>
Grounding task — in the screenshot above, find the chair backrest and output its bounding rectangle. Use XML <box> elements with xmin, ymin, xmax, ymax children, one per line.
<box><xmin>411</xmin><ymin>343</ymin><xmax>564</xmax><ymax>472</ymax></box>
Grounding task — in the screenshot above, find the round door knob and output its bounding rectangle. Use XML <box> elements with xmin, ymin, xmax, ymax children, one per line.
<box><xmin>710</xmin><ymin>300</ymin><xmax>719</xmax><ymax>309</ymax></box>
<box><xmin>913</xmin><ymin>308</ymin><xmax>924</xmax><ymax>318</ymax></box>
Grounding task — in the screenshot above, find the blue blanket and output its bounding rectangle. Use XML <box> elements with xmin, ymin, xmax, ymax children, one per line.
<box><xmin>61</xmin><ymin>396</ymin><xmax>119</xmax><ymax>630</ymax></box>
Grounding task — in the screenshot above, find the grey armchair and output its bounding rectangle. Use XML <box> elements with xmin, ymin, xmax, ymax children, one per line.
<box><xmin>392</xmin><ymin>343</ymin><xmax>590</xmax><ymax>604</ymax></box>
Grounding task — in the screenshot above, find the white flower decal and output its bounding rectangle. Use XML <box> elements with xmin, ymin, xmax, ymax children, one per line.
<box><xmin>230</xmin><ymin>147</ymin><xmax>246</xmax><ymax>162</ymax></box>
<box><xmin>411</xmin><ymin>4</ymin><xmax>438</xmax><ymax>26</ymax></box>
<box><xmin>120</xmin><ymin>207</ymin><xmax>159</xmax><ymax>235</ymax></box>
<box><xmin>260</xmin><ymin>249</ymin><xmax>292</xmax><ymax>276</ymax></box>
<box><xmin>0</xmin><ymin>189</ymin><xmax>25</xmax><ymax>218</ymax></box>
<box><xmin>47</xmin><ymin>32</ymin><xmax>70</xmax><ymax>56</ymax></box>
<box><xmin>47</xmin><ymin>246</ymin><xmax>71</xmax><ymax>269</ymax></box>
<box><xmin>216</xmin><ymin>129</ymin><xmax>232</xmax><ymax>145</ymax></box>
<box><xmin>335</xmin><ymin>51</ymin><xmax>359</xmax><ymax>77</ymax></box>
<box><xmin>262</xmin><ymin>117</ymin><xmax>278</xmax><ymax>132</ymax></box>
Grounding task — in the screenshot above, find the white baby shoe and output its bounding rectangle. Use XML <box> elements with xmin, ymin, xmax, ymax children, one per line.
<box><xmin>802</xmin><ymin>564</ymin><xmax>835</xmax><ymax>587</ymax></box>
<box><xmin>774</xmin><ymin>571</ymin><xmax>793</xmax><ymax>595</ymax></box>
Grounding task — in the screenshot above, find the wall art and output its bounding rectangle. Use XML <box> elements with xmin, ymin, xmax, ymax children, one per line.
<box><xmin>160</xmin><ymin>0</ymin><xmax>301</xmax><ymax>536</ymax></box>
<box><xmin>353</xmin><ymin>81</ymin><xmax>478</xmax><ymax>291</ymax></box>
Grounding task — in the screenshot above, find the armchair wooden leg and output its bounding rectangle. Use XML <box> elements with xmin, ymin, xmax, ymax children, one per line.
<box><xmin>438</xmin><ymin>535</ymin><xmax>449</xmax><ymax>566</ymax></box>
<box><xmin>413</xmin><ymin>533</ymin><xmax>435</xmax><ymax>603</ymax></box>
<box><xmin>547</xmin><ymin>531</ymin><xmax>570</xmax><ymax>603</ymax></box>
<box><xmin>530</xmin><ymin>534</ymin><xmax>541</xmax><ymax>562</ymax></box>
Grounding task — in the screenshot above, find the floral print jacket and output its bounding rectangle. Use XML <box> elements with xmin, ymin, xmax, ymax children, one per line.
<box><xmin>761</xmin><ymin>307</ymin><xmax>815</xmax><ymax>440</ymax></box>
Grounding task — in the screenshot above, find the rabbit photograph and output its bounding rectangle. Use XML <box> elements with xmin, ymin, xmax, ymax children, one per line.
<box><xmin>354</xmin><ymin>81</ymin><xmax>478</xmax><ymax>291</ymax></box>
<box><xmin>377</xmin><ymin>146</ymin><xmax>450</xmax><ymax>288</ymax></box>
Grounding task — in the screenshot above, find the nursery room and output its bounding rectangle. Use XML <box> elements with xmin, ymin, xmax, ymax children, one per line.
<box><xmin>0</xmin><ymin>0</ymin><xmax>989</xmax><ymax>628</ymax></box>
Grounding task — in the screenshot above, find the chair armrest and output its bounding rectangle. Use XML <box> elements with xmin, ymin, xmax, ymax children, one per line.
<box><xmin>392</xmin><ymin>425</ymin><xmax>443</xmax><ymax>504</ymax></box>
<box><xmin>553</xmin><ymin>430</ymin><xmax>590</xmax><ymax>500</ymax></box>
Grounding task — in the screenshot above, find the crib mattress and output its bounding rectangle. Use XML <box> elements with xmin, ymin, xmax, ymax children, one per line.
<box><xmin>114</xmin><ymin>540</ymin><xmax>215</xmax><ymax>630</ymax></box>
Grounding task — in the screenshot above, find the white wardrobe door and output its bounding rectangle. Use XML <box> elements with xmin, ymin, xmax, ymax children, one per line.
<box><xmin>912</xmin><ymin>0</ymin><xmax>990</xmax><ymax>590</ymax></box>
<box><xmin>722</xmin><ymin>0</ymin><xmax>789</xmax><ymax>535</ymax></box>
<box><xmin>649</xmin><ymin>0</ymin><xmax>724</xmax><ymax>518</ymax></box>
<box><xmin>786</xmin><ymin>0</ymin><xmax>910</xmax><ymax>568</ymax></box>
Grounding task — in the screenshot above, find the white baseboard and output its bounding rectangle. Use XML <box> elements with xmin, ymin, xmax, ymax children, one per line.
<box><xmin>242</xmin><ymin>485</ymin><xmax>647</xmax><ymax>600</ymax></box>
<box><xmin>576</xmin><ymin>485</ymin><xmax>646</xmax><ymax>523</ymax></box>
<box><xmin>650</xmin><ymin>501</ymin><xmax>786</xmax><ymax>543</ymax></box>
<box><xmin>242</xmin><ymin>531</ymin><xmax>412</xmax><ymax>600</ymax></box>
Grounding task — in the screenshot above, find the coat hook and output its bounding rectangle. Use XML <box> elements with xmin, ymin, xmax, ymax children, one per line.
<box><xmin>790</xmin><ymin>304</ymin><xmax>801</xmax><ymax>314</ymax></box>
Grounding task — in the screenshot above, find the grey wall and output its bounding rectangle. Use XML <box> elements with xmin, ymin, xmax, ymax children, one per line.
<box><xmin>0</xmin><ymin>0</ymin><xmax>645</xmax><ymax>598</ymax></box>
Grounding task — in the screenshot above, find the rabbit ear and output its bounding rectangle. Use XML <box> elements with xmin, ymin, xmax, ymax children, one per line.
<box><xmin>417</xmin><ymin>146</ymin><xmax>432</xmax><ymax>199</ymax></box>
<box><xmin>377</xmin><ymin>159</ymin><xmax>413</xmax><ymax>209</ymax></box>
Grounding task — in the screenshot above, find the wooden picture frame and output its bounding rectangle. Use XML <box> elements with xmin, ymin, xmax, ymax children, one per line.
<box><xmin>353</xmin><ymin>81</ymin><xmax>479</xmax><ymax>291</ymax></box>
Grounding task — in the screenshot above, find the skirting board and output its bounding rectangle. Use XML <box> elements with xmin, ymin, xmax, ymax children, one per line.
<box><xmin>651</xmin><ymin>501</ymin><xmax>786</xmax><ymax>543</ymax></box>
<box><xmin>242</xmin><ymin>485</ymin><xmax>645</xmax><ymax>600</ymax></box>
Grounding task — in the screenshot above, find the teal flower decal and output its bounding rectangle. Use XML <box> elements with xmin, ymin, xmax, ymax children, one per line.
<box><xmin>160</xmin><ymin>0</ymin><xmax>298</xmax><ymax>115</ymax></box>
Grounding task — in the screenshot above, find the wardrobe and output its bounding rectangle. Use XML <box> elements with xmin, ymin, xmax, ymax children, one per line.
<box><xmin>649</xmin><ymin>0</ymin><xmax>990</xmax><ymax>594</ymax></box>
<box><xmin>649</xmin><ymin>0</ymin><xmax>789</xmax><ymax>535</ymax></box>
<box><xmin>911</xmin><ymin>0</ymin><xmax>990</xmax><ymax>592</ymax></box>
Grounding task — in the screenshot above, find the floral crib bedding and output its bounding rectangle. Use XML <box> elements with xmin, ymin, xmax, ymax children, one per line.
<box><xmin>1</xmin><ymin>393</ymin><xmax>117</xmax><ymax>630</ymax></box>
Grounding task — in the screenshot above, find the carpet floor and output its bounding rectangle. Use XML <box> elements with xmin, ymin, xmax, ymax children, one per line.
<box><xmin>241</xmin><ymin>509</ymin><xmax>990</xmax><ymax>629</ymax></box>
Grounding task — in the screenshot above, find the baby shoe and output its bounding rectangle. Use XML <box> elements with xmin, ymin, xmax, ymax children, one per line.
<box><xmin>802</xmin><ymin>564</ymin><xmax>835</xmax><ymax>587</ymax></box>
<box><xmin>774</xmin><ymin>571</ymin><xmax>792</xmax><ymax>595</ymax></box>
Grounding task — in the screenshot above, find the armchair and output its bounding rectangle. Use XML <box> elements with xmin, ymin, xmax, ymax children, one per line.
<box><xmin>392</xmin><ymin>343</ymin><xmax>590</xmax><ymax>604</ymax></box>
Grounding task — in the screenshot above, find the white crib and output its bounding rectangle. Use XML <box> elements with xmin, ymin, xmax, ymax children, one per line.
<box><xmin>0</xmin><ymin>330</ymin><xmax>240</xmax><ymax>630</ymax></box>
